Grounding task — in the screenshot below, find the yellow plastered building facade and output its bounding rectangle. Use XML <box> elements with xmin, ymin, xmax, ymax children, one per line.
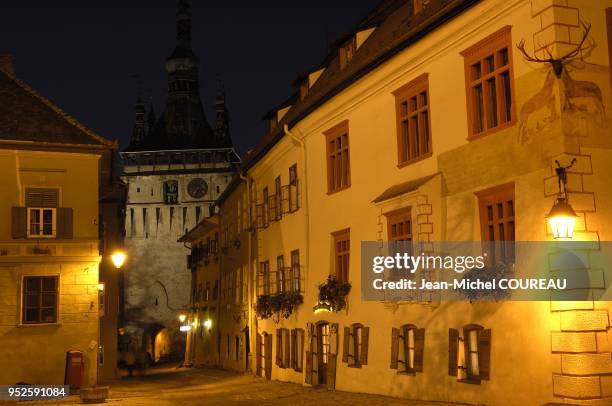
<box><xmin>241</xmin><ymin>0</ymin><xmax>612</xmax><ymax>404</ymax></box>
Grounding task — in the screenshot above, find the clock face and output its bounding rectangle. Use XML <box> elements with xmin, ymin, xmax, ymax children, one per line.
<box><xmin>187</xmin><ymin>178</ymin><xmax>207</xmax><ymax>199</ymax></box>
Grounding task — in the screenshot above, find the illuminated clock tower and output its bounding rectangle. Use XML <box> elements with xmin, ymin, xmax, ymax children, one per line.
<box><xmin>120</xmin><ymin>0</ymin><xmax>239</xmax><ymax>360</ymax></box>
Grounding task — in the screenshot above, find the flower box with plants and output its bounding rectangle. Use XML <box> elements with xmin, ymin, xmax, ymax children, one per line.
<box><xmin>255</xmin><ymin>291</ymin><xmax>303</xmax><ymax>321</ymax></box>
<box><xmin>317</xmin><ymin>274</ymin><xmax>351</xmax><ymax>312</ymax></box>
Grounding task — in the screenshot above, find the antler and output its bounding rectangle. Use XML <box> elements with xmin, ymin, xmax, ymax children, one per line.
<box><xmin>516</xmin><ymin>39</ymin><xmax>555</xmax><ymax>63</ymax></box>
<box><xmin>558</xmin><ymin>21</ymin><xmax>591</xmax><ymax>61</ymax></box>
<box><xmin>516</xmin><ymin>21</ymin><xmax>592</xmax><ymax>64</ymax></box>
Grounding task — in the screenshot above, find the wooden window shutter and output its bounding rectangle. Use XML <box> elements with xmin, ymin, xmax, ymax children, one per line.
<box><xmin>276</xmin><ymin>329</ymin><xmax>282</xmax><ymax>367</ymax></box>
<box><xmin>478</xmin><ymin>329</ymin><xmax>491</xmax><ymax>380</ymax></box>
<box><xmin>256</xmin><ymin>333</ymin><xmax>262</xmax><ymax>376</ymax></box>
<box><xmin>264</xmin><ymin>334</ymin><xmax>273</xmax><ymax>379</ymax></box>
<box><xmin>290</xmin><ymin>329</ymin><xmax>297</xmax><ymax>369</ymax></box>
<box><xmin>11</xmin><ymin>207</ymin><xmax>27</xmax><ymax>239</ymax></box>
<box><xmin>327</xmin><ymin>353</ymin><xmax>337</xmax><ymax>390</ymax></box>
<box><xmin>284</xmin><ymin>329</ymin><xmax>290</xmax><ymax>368</ymax></box>
<box><xmin>305</xmin><ymin>350</ymin><xmax>313</xmax><ymax>384</ymax></box>
<box><xmin>448</xmin><ymin>328</ymin><xmax>459</xmax><ymax>376</ymax></box>
<box><xmin>390</xmin><ymin>327</ymin><xmax>400</xmax><ymax>369</ymax></box>
<box><xmin>57</xmin><ymin>208</ymin><xmax>74</xmax><ymax>239</ymax></box>
<box><xmin>25</xmin><ymin>188</ymin><xmax>59</xmax><ymax>207</ymax></box>
<box><xmin>330</xmin><ymin>323</ymin><xmax>339</xmax><ymax>355</ymax></box>
<box><xmin>299</xmin><ymin>328</ymin><xmax>305</xmax><ymax>372</ymax></box>
<box><xmin>414</xmin><ymin>328</ymin><xmax>425</xmax><ymax>372</ymax></box>
<box><xmin>342</xmin><ymin>326</ymin><xmax>350</xmax><ymax>363</ymax></box>
<box><xmin>360</xmin><ymin>326</ymin><xmax>369</xmax><ymax>365</ymax></box>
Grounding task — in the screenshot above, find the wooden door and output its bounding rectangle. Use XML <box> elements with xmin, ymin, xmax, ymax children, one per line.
<box><xmin>264</xmin><ymin>333</ymin><xmax>272</xmax><ymax>380</ymax></box>
<box><xmin>317</xmin><ymin>323</ymin><xmax>330</xmax><ymax>385</ymax></box>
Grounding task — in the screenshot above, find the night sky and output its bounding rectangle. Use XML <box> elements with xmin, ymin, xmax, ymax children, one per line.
<box><xmin>1</xmin><ymin>1</ymin><xmax>376</xmax><ymax>156</ymax></box>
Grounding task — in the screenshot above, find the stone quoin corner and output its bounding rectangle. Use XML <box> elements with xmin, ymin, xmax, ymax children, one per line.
<box><xmin>0</xmin><ymin>1</ymin><xmax>612</xmax><ymax>405</ymax></box>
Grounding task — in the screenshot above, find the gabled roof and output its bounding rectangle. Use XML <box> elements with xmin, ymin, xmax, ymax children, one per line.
<box><xmin>242</xmin><ymin>0</ymin><xmax>479</xmax><ymax>171</ymax></box>
<box><xmin>0</xmin><ymin>69</ymin><xmax>115</xmax><ymax>149</ymax></box>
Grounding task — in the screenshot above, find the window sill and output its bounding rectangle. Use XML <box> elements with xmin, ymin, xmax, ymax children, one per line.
<box><xmin>347</xmin><ymin>363</ymin><xmax>362</xmax><ymax>369</ymax></box>
<box><xmin>327</xmin><ymin>185</ymin><xmax>351</xmax><ymax>196</ymax></box>
<box><xmin>467</xmin><ymin>120</ymin><xmax>516</xmax><ymax>142</ymax></box>
<box><xmin>397</xmin><ymin>370</ymin><xmax>416</xmax><ymax>376</ymax></box>
<box><xmin>17</xmin><ymin>322</ymin><xmax>62</xmax><ymax>328</ymax></box>
<box><xmin>397</xmin><ymin>152</ymin><xmax>433</xmax><ymax>169</ymax></box>
<box><xmin>457</xmin><ymin>378</ymin><xmax>481</xmax><ymax>385</ymax></box>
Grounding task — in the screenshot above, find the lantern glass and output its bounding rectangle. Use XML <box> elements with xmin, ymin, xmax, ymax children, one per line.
<box><xmin>111</xmin><ymin>251</ymin><xmax>127</xmax><ymax>269</ymax></box>
<box><xmin>547</xmin><ymin>198</ymin><xmax>577</xmax><ymax>239</ymax></box>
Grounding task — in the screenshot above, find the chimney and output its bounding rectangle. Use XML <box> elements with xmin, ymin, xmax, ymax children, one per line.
<box><xmin>0</xmin><ymin>54</ymin><xmax>15</xmax><ymax>75</ymax></box>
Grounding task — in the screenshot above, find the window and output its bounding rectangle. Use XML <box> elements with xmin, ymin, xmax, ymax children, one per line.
<box><xmin>342</xmin><ymin>323</ymin><xmax>369</xmax><ymax>367</ymax></box>
<box><xmin>259</xmin><ymin>261</ymin><xmax>270</xmax><ymax>295</ymax></box>
<box><xmin>276</xmin><ymin>328</ymin><xmax>290</xmax><ymax>368</ymax></box>
<box><xmin>299</xmin><ymin>80</ymin><xmax>309</xmax><ymax>100</ymax></box>
<box><xmin>332</xmin><ymin>229</ymin><xmax>350</xmax><ymax>283</ymax></box>
<box><xmin>262</xmin><ymin>187</ymin><xmax>269</xmax><ymax>225</ymax></box>
<box><xmin>476</xmin><ymin>183</ymin><xmax>515</xmax><ymax>263</ymax></box>
<box><xmin>390</xmin><ymin>325</ymin><xmax>424</xmax><ymax>374</ymax></box>
<box><xmin>289</xmin><ymin>164</ymin><xmax>298</xmax><ymax>186</ymax></box>
<box><xmin>205</xmin><ymin>282</ymin><xmax>210</xmax><ymax>301</ymax></box>
<box><xmin>276</xmin><ymin>255</ymin><xmax>285</xmax><ymax>293</ymax></box>
<box><xmin>163</xmin><ymin>180</ymin><xmax>179</xmax><ymax>204</ymax></box>
<box><xmin>25</xmin><ymin>188</ymin><xmax>59</xmax><ymax>238</ymax></box>
<box><xmin>393</xmin><ymin>74</ymin><xmax>432</xmax><ymax>165</ymax></box>
<box><xmin>339</xmin><ymin>37</ymin><xmax>356</xmax><ymax>69</ymax></box>
<box><xmin>413</xmin><ymin>0</ymin><xmax>431</xmax><ymax>13</ymax></box>
<box><xmin>290</xmin><ymin>250</ymin><xmax>301</xmax><ymax>292</ymax></box>
<box><xmin>291</xmin><ymin>328</ymin><xmax>305</xmax><ymax>372</ymax></box>
<box><xmin>22</xmin><ymin>276</ymin><xmax>58</xmax><ymax>324</ymax></box>
<box><xmin>288</xmin><ymin>164</ymin><xmax>299</xmax><ymax>212</ymax></box>
<box><xmin>461</xmin><ymin>26</ymin><xmax>515</xmax><ymax>139</ymax></box>
<box><xmin>448</xmin><ymin>325</ymin><xmax>491</xmax><ymax>383</ymax></box>
<box><xmin>235</xmin><ymin>336</ymin><xmax>240</xmax><ymax>361</ymax></box>
<box><xmin>386</xmin><ymin>207</ymin><xmax>412</xmax><ymax>242</ymax></box>
<box><xmin>325</xmin><ymin>121</ymin><xmax>350</xmax><ymax>193</ymax></box>
<box><xmin>274</xmin><ymin>176</ymin><xmax>281</xmax><ymax>220</ymax></box>
<box><xmin>27</xmin><ymin>208</ymin><xmax>56</xmax><ymax>238</ymax></box>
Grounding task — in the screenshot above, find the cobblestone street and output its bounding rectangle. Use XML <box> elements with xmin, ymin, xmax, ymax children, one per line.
<box><xmin>20</xmin><ymin>366</ymin><xmax>463</xmax><ymax>406</ymax></box>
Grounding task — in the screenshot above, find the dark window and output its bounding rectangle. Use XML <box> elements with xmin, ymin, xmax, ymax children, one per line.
<box><xmin>22</xmin><ymin>276</ymin><xmax>58</xmax><ymax>324</ymax></box>
<box><xmin>332</xmin><ymin>229</ymin><xmax>350</xmax><ymax>283</ymax></box>
<box><xmin>393</xmin><ymin>74</ymin><xmax>432</xmax><ymax>165</ymax></box>
<box><xmin>462</xmin><ymin>26</ymin><xmax>515</xmax><ymax>139</ymax></box>
<box><xmin>325</xmin><ymin>121</ymin><xmax>351</xmax><ymax>193</ymax></box>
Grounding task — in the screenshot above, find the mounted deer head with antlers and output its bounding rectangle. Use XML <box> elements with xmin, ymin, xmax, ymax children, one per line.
<box><xmin>516</xmin><ymin>21</ymin><xmax>592</xmax><ymax>77</ymax></box>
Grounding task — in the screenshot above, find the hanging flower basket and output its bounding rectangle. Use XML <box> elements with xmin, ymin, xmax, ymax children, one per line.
<box><xmin>458</xmin><ymin>262</ymin><xmax>513</xmax><ymax>301</ymax></box>
<box><xmin>317</xmin><ymin>275</ymin><xmax>351</xmax><ymax>312</ymax></box>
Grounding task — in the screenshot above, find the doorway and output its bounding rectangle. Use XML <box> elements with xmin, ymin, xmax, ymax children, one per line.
<box><xmin>316</xmin><ymin>322</ymin><xmax>330</xmax><ymax>385</ymax></box>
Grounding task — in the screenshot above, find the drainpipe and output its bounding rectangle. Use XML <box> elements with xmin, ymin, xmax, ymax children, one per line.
<box><xmin>239</xmin><ymin>171</ymin><xmax>255</xmax><ymax>372</ymax></box>
<box><xmin>283</xmin><ymin>124</ymin><xmax>310</xmax><ymax>294</ymax></box>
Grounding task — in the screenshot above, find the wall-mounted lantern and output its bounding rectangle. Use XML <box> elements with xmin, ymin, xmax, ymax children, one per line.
<box><xmin>111</xmin><ymin>251</ymin><xmax>127</xmax><ymax>269</ymax></box>
<box><xmin>547</xmin><ymin>159</ymin><xmax>577</xmax><ymax>239</ymax></box>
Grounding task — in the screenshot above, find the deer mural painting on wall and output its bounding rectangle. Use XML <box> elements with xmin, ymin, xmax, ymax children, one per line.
<box><xmin>516</xmin><ymin>22</ymin><xmax>605</xmax><ymax>144</ymax></box>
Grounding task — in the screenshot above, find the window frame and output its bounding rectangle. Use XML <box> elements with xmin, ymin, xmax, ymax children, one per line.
<box><xmin>332</xmin><ymin>228</ymin><xmax>350</xmax><ymax>283</ymax></box>
<box><xmin>324</xmin><ymin>120</ymin><xmax>351</xmax><ymax>194</ymax></box>
<box><xmin>392</xmin><ymin>73</ymin><xmax>433</xmax><ymax>167</ymax></box>
<box><xmin>461</xmin><ymin>25</ymin><xmax>516</xmax><ymax>140</ymax></box>
<box><xmin>21</xmin><ymin>275</ymin><xmax>59</xmax><ymax>325</ymax></box>
<box><xmin>276</xmin><ymin>255</ymin><xmax>285</xmax><ymax>294</ymax></box>
<box><xmin>27</xmin><ymin>207</ymin><xmax>57</xmax><ymax>238</ymax></box>
<box><xmin>290</xmin><ymin>249</ymin><xmax>301</xmax><ymax>292</ymax></box>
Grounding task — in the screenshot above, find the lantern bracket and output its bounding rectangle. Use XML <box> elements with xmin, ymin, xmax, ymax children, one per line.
<box><xmin>554</xmin><ymin>158</ymin><xmax>576</xmax><ymax>197</ymax></box>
